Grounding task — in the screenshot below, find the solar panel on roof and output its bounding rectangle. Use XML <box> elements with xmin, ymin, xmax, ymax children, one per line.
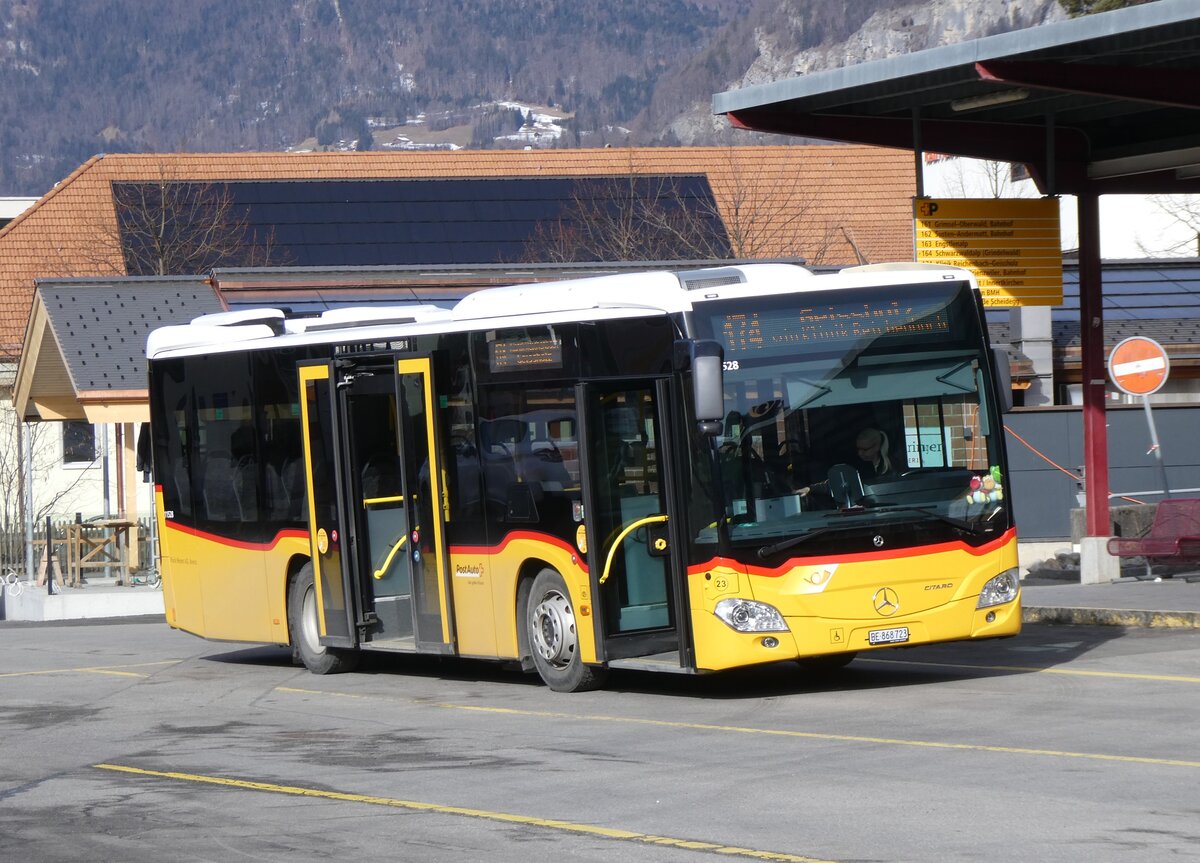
<box><xmin>112</xmin><ymin>176</ymin><xmax>731</xmax><ymax>270</ymax></box>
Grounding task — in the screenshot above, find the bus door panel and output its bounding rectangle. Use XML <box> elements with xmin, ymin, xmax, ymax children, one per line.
<box><xmin>336</xmin><ymin>356</ymin><xmax>452</xmax><ymax>653</ymax></box>
<box><xmin>341</xmin><ymin>364</ymin><xmax>414</xmax><ymax>642</ymax></box>
<box><xmin>394</xmin><ymin>358</ymin><xmax>453</xmax><ymax>652</ymax></box>
<box><xmin>582</xmin><ymin>379</ymin><xmax>680</xmax><ymax>661</ymax></box>
<box><xmin>298</xmin><ymin>362</ymin><xmax>357</xmax><ymax>648</ymax></box>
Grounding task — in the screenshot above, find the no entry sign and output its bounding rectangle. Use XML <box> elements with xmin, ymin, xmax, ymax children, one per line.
<box><xmin>1108</xmin><ymin>336</ymin><xmax>1169</xmax><ymax>396</ymax></box>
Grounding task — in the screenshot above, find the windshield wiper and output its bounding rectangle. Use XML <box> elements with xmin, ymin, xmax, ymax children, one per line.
<box><xmin>757</xmin><ymin>526</ymin><xmax>835</xmax><ymax>559</ymax></box>
<box><xmin>755</xmin><ymin>504</ymin><xmax>992</xmax><ymax>559</ymax></box>
<box><xmin>871</xmin><ymin>504</ymin><xmax>982</xmax><ymax>534</ymax></box>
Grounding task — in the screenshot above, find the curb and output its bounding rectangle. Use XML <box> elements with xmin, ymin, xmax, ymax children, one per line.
<box><xmin>1023</xmin><ymin>606</ymin><xmax>1200</xmax><ymax>629</ymax></box>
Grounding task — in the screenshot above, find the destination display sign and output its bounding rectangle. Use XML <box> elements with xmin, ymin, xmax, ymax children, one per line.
<box><xmin>488</xmin><ymin>335</ymin><xmax>564</xmax><ymax>372</ymax></box>
<box><xmin>716</xmin><ymin>289</ymin><xmax>953</xmax><ymax>357</ymax></box>
<box><xmin>914</xmin><ymin>198</ymin><xmax>1063</xmax><ymax>307</ymax></box>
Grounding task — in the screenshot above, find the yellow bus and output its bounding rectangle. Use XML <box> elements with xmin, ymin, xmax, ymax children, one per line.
<box><xmin>146</xmin><ymin>262</ymin><xmax>1020</xmax><ymax>691</ymax></box>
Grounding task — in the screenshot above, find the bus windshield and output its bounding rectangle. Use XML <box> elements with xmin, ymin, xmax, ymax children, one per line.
<box><xmin>692</xmin><ymin>279</ymin><xmax>1009</xmax><ymax>550</ymax></box>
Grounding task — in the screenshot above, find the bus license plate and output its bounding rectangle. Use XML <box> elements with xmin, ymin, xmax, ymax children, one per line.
<box><xmin>869</xmin><ymin>626</ymin><xmax>909</xmax><ymax>645</ymax></box>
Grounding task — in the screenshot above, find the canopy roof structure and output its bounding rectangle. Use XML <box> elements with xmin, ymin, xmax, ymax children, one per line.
<box><xmin>16</xmin><ymin>277</ymin><xmax>222</xmax><ymax>424</ymax></box>
<box><xmin>715</xmin><ymin>0</ymin><xmax>1200</xmax><ymax>197</ymax></box>
<box><xmin>714</xmin><ymin>0</ymin><xmax>1200</xmax><ymax>551</ymax></box>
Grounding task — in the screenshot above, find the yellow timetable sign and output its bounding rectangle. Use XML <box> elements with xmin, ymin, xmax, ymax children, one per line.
<box><xmin>914</xmin><ymin>198</ymin><xmax>1062</xmax><ymax>307</ymax></box>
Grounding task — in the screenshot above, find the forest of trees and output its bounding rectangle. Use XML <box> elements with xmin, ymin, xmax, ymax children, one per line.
<box><xmin>0</xmin><ymin>0</ymin><xmax>1114</xmax><ymax>196</ymax></box>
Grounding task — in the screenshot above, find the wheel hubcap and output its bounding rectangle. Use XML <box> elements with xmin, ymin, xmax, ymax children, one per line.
<box><xmin>301</xmin><ymin>584</ymin><xmax>325</xmax><ymax>655</ymax></box>
<box><xmin>531</xmin><ymin>589</ymin><xmax>576</xmax><ymax>668</ymax></box>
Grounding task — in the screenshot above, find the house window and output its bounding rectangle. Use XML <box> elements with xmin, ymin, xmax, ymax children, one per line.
<box><xmin>63</xmin><ymin>422</ymin><xmax>97</xmax><ymax>464</ymax></box>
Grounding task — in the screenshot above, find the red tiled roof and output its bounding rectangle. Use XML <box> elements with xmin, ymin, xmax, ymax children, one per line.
<box><xmin>0</xmin><ymin>147</ymin><xmax>915</xmax><ymax>357</ymax></box>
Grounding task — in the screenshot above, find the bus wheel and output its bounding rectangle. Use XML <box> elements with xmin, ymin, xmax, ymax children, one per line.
<box><xmin>796</xmin><ymin>652</ymin><xmax>857</xmax><ymax>674</ymax></box>
<box><xmin>288</xmin><ymin>562</ymin><xmax>359</xmax><ymax>675</ymax></box>
<box><xmin>526</xmin><ymin>568</ymin><xmax>607</xmax><ymax>692</ymax></box>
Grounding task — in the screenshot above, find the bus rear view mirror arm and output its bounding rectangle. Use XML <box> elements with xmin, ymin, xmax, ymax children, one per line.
<box><xmin>677</xmin><ymin>339</ymin><xmax>725</xmax><ymax>436</ymax></box>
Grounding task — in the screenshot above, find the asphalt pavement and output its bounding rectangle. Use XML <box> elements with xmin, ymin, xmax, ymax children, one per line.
<box><xmin>1022</xmin><ymin>575</ymin><xmax>1200</xmax><ymax>628</ymax></box>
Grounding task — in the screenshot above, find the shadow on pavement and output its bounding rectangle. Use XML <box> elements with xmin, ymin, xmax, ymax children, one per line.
<box><xmin>197</xmin><ymin>620</ymin><xmax>1130</xmax><ymax>699</ymax></box>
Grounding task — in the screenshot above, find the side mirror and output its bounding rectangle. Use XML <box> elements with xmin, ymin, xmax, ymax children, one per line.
<box><xmin>991</xmin><ymin>346</ymin><xmax>1014</xmax><ymax>413</ymax></box>
<box><xmin>677</xmin><ymin>339</ymin><xmax>725</xmax><ymax>436</ymax></box>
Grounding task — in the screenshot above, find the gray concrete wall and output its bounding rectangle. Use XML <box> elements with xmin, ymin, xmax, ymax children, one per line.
<box><xmin>1005</xmin><ymin>405</ymin><xmax>1200</xmax><ymax>540</ymax></box>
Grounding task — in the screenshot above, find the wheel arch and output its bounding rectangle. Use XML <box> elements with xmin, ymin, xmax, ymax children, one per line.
<box><xmin>514</xmin><ymin>557</ymin><xmax>556</xmax><ymax>671</ymax></box>
<box><xmin>283</xmin><ymin>554</ymin><xmax>311</xmax><ymax>646</ymax></box>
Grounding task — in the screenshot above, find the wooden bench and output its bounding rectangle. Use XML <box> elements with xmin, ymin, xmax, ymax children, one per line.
<box><xmin>1107</xmin><ymin>499</ymin><xmax>1200</xmax><ymax>576</ymax></box>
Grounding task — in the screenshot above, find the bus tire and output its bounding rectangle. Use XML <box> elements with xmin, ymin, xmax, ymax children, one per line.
<box><xmin>796</xmin><ymin>652</ymin><xmax>857</xmax><ymax>673</ymax></box>
<box><xmin>526</xmin><ymin>568</ymin><xmax>607</xmax><ymax>693</ymax></box>
<box><xmin>288</xmin><ymin>562</ymin><xmax>359</xmax><ymax>675</ymax></box>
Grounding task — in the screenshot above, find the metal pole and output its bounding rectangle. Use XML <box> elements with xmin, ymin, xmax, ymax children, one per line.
<box><xmin>23</xmin><ymin>423</ymin><xmax>34</xmax><ymax>581</ymax></box>
<box><xmin>1078</xmin><ymin>190</ymin><xmax>1110</xmax><ymax>536</ymax></box>
<box><xmin>102</xmin><ymin>424</ymin><xmax>111</xmax><ymax>518</ymax></box>
<box><xmin>911</xmin><ymin>107</ymin><xmax>925</xmax><ymax>198</ymax></box>
<box><xmin>1142</xmin><ymin>395</ymin><xmax>1170</xmax><ymax>500</ymax></box>
<box><xmin>44</xmin><ymin>515</ymin><xmax>56</xmax><ymax>595</ymax></box>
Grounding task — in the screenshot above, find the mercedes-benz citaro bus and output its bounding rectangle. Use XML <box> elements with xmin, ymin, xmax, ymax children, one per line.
<box><xmin>146</xmin><ymin>262</ymin><xmax>1020</xmax><ymax>692</ymax></box>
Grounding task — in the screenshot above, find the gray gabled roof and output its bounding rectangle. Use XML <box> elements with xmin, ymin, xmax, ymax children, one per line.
<box><xmin>14</xmin><ymin>276</ymin><xmax>224</xmax><ymax>422</ymax></box>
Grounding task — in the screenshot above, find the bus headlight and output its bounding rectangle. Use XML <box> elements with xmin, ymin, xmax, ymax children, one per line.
<box><xmin>977</xmin><ymin>568</ymin><xmax>1020</xmax><ymax>609</ymax></box>
<box><xmin>714</xmin><ymin>598</ymin><xmax>788</xmax><ymax>632</ymax></box>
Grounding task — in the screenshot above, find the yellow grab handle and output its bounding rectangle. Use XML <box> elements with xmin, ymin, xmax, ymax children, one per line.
<box><xmin>599</xmin><ymin>514</ymin><xmax>668</xmax><ymax>585</ymax></box>
<box><xmin>373</xmin><ymin>535</ymin><xmax>408</xmax><ymax>580</ymax></box>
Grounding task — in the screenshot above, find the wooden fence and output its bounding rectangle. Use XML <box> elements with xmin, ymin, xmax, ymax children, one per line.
<box><xmin>0</xmin><ymin>517</ymin><xmax>155</xmax><ymax>580</ymax></box>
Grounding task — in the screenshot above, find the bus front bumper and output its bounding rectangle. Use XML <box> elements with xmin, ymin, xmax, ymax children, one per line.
<box><xmin>691</xmin><ymin>593</ymin><xmax>1021</xmax><ymax>672</ymax></box>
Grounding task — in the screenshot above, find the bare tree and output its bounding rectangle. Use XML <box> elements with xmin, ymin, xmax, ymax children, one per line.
<box><xmin>1140</xmin><ymin>195</ymin><xmax>1200</xmax><ymax>257</ymax></box>
<box><xmin>937</xmin><ymin>156</ymin><xmax>1036</xmax><ymax>200</ymax></box>
<box><xmin>114</xmin><ymin>178</ymin><xmax>281</xmax><ymax>276</ymax></box>
<box><xmin>705</xmin><ymin>147</ymin><xmax>838</xmax><ymax>264</ymax></box>
<box><xmin>48</xmin><ymin>161</ymin><xmax>284</xmax><ymax>278</ymax></box>
<box><xmin>520</xmin><ymin>170</ymin><xmax>732</xmax><ymax>263</ymax></box>
<box><xmin>0</xmin><ymin>412</ymin><xmax>95</xmax><ymax>530</ymax></box>
<box><xmin>520</xmin><ymin>148</ymin><xmax>841</xmax><ymax>265</ymax></box>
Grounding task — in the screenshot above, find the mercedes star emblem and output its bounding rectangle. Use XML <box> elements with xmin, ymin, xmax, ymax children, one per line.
<box><xmin>872</xmin><ymin>587</ymin><xmax>900</xmax><ymax>617</ymax></box>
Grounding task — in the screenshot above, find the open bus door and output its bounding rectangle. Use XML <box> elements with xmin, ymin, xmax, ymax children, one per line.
<box><xmin>580</xmin><ymin>378</ymin><xmax>689</xmax><ymax>669</ymax></box>
<box><xmin>298</xmin><ymin>356</ymin><xmax>453</xmax><ymax>655</ymax></box>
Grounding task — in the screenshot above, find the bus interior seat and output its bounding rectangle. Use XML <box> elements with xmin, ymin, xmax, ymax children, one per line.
<box><xmin>202</xmin><ymin>452</ymin><xmax>243</xmax><ymax>521</ymax></box>
<box><xmin>266</xmin><ymin>462</ymin><xmax>288</xmax><ymax>520</ymax></box>
<box><xmin>266</xmin><ymin>458</ymin><xmax>305</xmax><ymax>521</ymax></box>
<box><xmin>234</xmin><ymin>454</ymin><xmax>258</xmax><ymax>519</ymax></box>
<box><xmin>280</xmin><ymin>457</ymin><xmax>306</xmax><ymax>519</ymax></box>
<box><xmin>172</xmin><ymin>456</ymin><xmax>192</xmax><ymax>516</ymax></box>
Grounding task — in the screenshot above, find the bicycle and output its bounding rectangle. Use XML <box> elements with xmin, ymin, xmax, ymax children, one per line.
<box><xmin>129</xmin><ymin>567</ymin><xmax>162</xmax><ymax>590</ymax></box>
<box><xmin>2</xmin><ymin>568</ymin><xmax>24</xmax><ymax>598</ymax></box>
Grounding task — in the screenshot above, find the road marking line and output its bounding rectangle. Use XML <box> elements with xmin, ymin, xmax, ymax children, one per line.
<box><xmin>858</xmin><ymin>657</ymin><xmax>1200</xmax><ymax>684</ymax></box>
<box><xmin>0</xmin><ymin>660</ymin><xmax>182</xmax><ymax>679</ymax></box>
<box><xmin>276</xmin><ymin>685</ymin><xmax>364</xmax><ymax>698</ymax></box>
<box><xmin>275</xmin><ymin>687</ymin><xmax>1200</xmax><ymax>769</ymax></box>
<box><xmin>435</xmin><ymin>704</ymin><xmax>1200</xmax><ymax>769</ymax></box>
<box><xmin>93</xmin><ymin>763</ymin><xmax>834</xmax><ymax>863</ymax></box>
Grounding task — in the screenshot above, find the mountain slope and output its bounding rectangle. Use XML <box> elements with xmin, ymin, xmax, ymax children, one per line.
<box><xmin>0</xmin><ymin>0</ymin><xmax>1065</xmax><ymax>196</ymax></box>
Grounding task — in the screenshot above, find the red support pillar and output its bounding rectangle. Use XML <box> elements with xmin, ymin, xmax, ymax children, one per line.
<box><xmin>1077</xmin><ymin>190</ymin><xmax>1110</xmax><ymax>535</ymax></box>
